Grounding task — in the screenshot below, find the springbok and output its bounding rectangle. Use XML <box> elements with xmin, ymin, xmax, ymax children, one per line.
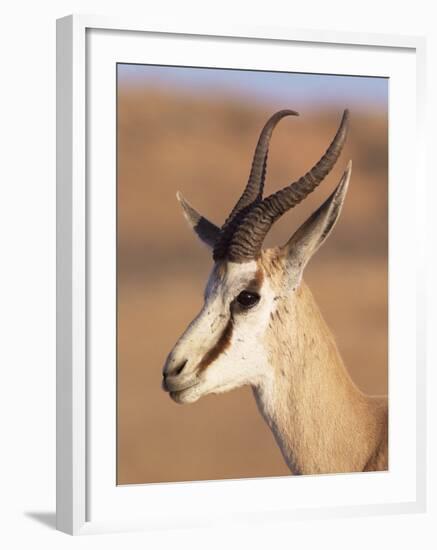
<box><xmin>162</xmin><ymin>109</ymin><xmax>388</xmax><ymax>475</ymax></box>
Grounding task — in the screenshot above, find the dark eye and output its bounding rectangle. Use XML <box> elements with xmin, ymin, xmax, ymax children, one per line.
<box><xmin>236</xmin><ymin>290</ymin><xmax>260</xmax><ymax>309</ymax></box>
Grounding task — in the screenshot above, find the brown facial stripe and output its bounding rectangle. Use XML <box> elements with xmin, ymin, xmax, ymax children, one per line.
<box><xmin>252</xmin><ymin>266</ymin><xmax>264</xmax><ymax>291</ymax></box>
<box><xmin>196</xmin><ymin>318</ymin><xmax>234</xmax><ymax>373</ymax></box>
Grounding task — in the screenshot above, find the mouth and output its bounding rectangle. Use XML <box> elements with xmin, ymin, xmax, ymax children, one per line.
<box><xmin>162</xmin><ymin>375</ymin><xmax>200</xmax><ymax>404</ymax></box>
<box><xmin>162</xmin><ymin>376</ymin><xmax>199</xmax><ymax>394</ymax></box>
<box><xmin>168</xmin><ymin>383</ymin><xmax>200</xmax><ymax>404</ymax></box>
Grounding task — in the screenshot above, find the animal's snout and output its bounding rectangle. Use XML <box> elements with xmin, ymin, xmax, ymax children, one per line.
<box><xmin>162</xmin><ymin>356</ymin><xmax>192</xmax><ymax>393</ymax></box>
<box><xmin>163</xmin><ymin>358</ymin><xmax>188</xmax><ymax>379</ymax></box>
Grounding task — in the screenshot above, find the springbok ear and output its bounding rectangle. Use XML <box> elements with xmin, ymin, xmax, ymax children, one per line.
<box><xmin>176</xmin><ymin>192</ymin><xmax>220</xmax><ymax>248</ymax></box>
<box><xmin>281</xmin><ymin>161</ymin><xmax>352</xmax><ymax>277</ymax></box>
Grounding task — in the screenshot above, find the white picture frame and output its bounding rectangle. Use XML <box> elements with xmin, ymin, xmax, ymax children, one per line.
<box><xmin>56</xmin><ymin>14</ymin><xmax>427</xmax><ymax>535</ymax></box>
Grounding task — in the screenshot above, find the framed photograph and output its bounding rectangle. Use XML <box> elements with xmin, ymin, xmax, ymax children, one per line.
<box><xmin>56</xmin><ymin>15</ymin><xmax>426</xmax><ymax>535</ymax></box>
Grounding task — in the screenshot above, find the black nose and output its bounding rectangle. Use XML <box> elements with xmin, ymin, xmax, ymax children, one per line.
<box><xmin>163</xmin><ymin>359</ymin><xmax>188</xmax><ymax>378</ymax></box>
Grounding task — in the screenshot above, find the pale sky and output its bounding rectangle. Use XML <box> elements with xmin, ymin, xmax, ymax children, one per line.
<box><xmin>118</xmin><ymin>63</ymin><xmax>388</xmax><ymax>111</ymax></box>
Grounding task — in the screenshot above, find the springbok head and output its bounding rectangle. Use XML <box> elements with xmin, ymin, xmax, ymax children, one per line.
<box><xmin>163</xmin><ymin>110</ymin><xmax>352</xmax><ymax>404</ymax></box>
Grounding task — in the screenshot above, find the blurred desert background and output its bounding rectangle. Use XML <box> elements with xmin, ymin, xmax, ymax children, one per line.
<box><xmin>117</xmin><ymin>65</ymin><xmax>388</xmax><ymax>485</ymax></box>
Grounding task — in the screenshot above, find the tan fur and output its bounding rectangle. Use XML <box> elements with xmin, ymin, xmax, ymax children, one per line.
<box><xmin>253</xmin><ymin>250</ymin><xmax>388</xmax><ymax>475</ymax></box>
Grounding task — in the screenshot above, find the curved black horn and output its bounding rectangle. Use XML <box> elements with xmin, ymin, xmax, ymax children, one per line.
<box><xmin>225</xmin><ymin>109</ymin><xmax>349</xmax><ymax>262</ymax></box>
<box><xmin>214</xmin><ymin>109</ymin><xmax>298</xmax><ymax>260</ymax></box>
